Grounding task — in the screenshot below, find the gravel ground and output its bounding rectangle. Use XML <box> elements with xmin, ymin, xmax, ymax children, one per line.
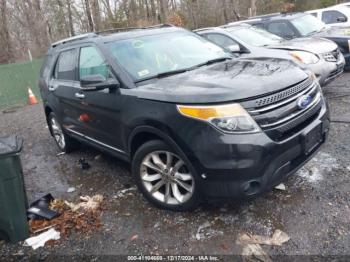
<box><xmin>0</xmin><ymin>73</ymin><xmax>349</xmax><ymax>261</ymax></box>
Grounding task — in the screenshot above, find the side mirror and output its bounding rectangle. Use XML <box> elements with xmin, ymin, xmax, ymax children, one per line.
<box><xmin>337</xmin><ymin>16</ymin><xmax>347</xmax><ymax>23</ymax></box>
<box><xmin>227</xmin><ymin>44</ymin><xmax>241</xmax><ymax>53</ymax></box>
<box><xmin>80</xmin><ymin>74</ymin><xmax>119</xmax><ymax>91</ymax></box>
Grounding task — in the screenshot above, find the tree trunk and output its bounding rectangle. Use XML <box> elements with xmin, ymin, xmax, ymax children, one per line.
<box><xmin>91</xmin><ymin>0</ymin><xmax>101</xmax><ymax>31</ymax></box>
<box><xmin>66</xmin><ymin>0</ymin><xmax>75</xmax><ymax>36</ymax></box>
<box><xmin>222</xmin><ymin>0</ymin><xmax>228</xmax><ymax>24</ymax></box>
<box><xmin>158</xmin><ymin>0</ymin><xmax>168</xmax><ymax>23</ymax></box>
<box><xmin>250</xmin><ymin>0</ymin><xmax>257</xmax><ymax>17</ymax></box>
<box><xmin>84</xmin><ymin>0</ymin><xmax>94</xmax><ymax>31</ymax></box>
<box><xmin>0</xmin><ymin>0</ymin><xmax>13</xmax><ymax>63</ymax></box>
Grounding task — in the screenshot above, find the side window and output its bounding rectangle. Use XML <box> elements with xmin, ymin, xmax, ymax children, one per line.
<box><xmin>79</xmin><ymin>46</ymin><xmax>108</xmax><ymax>79</ymax></box>
<box><xmin>267</xmin><ymin>22</ymin><xmax>295</xmax><ymax>38</ymax></box>
<box><xmin>205</xmin><ymin>33</ymin><xmax>238</xmax><ymax>49</ymax></box>
<box><xmin>54</xmin><ymin>49</ymin><xmax>77</xmax><ymax>81</ymax></box>
<box><xmin>322</xmin><ymin>10</ymin><xmax>347</xmax><ymax>24</ymax></box>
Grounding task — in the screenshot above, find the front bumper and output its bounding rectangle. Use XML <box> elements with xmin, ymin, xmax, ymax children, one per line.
<box><xmin>310</xmin><ymin>55</ymin><xmax>345</xmax><ymax>86</ymax></box>
<box><xmin>189</xmin><ymin>100</ymin><xmax>329</xmax><ymax>199</ymax></box>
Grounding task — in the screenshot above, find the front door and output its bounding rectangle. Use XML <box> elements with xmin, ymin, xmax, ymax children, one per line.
<box><xmin>76</xmin><ymin>45</ymin><xmax>125</xmax><ymax>153</ymax></box>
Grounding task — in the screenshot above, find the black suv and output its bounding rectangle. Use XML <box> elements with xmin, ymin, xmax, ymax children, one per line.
<box><xmin>39</xmin><ymin>25</ymin><xmax>329</xmax><ymax>211</ymax></box>
<box><xmin>233</xmin><ymin>12</ymin><xmax>350</xmax><ymax>69</ymax></box>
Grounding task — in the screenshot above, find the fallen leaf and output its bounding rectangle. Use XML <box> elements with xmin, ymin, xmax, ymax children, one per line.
<box><xmin>241</xmin><ymin>244</ymin><xmax>272</xmax><ymax>262</ymax></box>
<box><xmin>130</xmin><ymin>234</ymin><xmax>139</xmax><ymax>241</ymax></box>
<box><xmin>237</xmin><ymin>230</ymin><xmax>290</xmax><ymax>246</ymax></box>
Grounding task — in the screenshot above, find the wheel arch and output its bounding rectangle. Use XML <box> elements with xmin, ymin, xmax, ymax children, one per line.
<box><xmin>128</xmin><ymin>126</ymin><xmax>187</xmax><ymax>162</ymax></box>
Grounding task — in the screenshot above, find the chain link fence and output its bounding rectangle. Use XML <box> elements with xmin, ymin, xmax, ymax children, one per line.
<box><xmin>0</xmin><ymin>59</ymin><xmax>43</xmax><ymax>110</ymax></box>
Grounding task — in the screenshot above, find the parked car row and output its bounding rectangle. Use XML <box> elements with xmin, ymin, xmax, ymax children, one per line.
<box><xmin>195</xmin><ymin>24</ymin><xmax>344</xmax><ymax>86</ymax></box>
<box><xmin>40</xmin><ymin>10</ymin><xmax>337</xmax><ymax>210</ymax></box>
<box><xmin>230</xmin><ymin>12</ymin><xmax>350</xmax><ymax>71</ymax></box>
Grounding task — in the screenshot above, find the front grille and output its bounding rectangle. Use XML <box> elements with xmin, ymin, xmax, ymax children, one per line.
<box><xmin>243</xmin><ymin>78</ymin><xmax>313</xmax><ymax>108</ymax></box>
<box><xmin>323</xmin><ymin>48</ymin><xmax>340</xmax><ymax>62</ymax></box>
<box><xmin>242</xmin><ymin>78</ymin><xmax>323</xmax><ymax>141</ymax></box>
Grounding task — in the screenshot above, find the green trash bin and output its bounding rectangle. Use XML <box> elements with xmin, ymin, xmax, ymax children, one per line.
<box><xmin>0</xmin><ymin>135</ymin><xmax>29</xmax><ymax>243</ymax></box>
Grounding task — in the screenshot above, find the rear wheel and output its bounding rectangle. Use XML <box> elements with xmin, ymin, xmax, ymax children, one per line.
<box><xmin>132</xmin><ymin>140</ymin><xmax>200</xmax><ymax>211</ymax></box>
<box><xmin>48</xmin><ymin>112</ymin><xmax>78</xmax><ymax>153</ymax></box>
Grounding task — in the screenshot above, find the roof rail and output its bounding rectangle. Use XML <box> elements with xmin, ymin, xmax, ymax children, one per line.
<box><xmin>51</xmin><ymin>33</ymin><xmax>97</xmax><ymax>47</ymax></box>
<box><xmin>221</xmin><ymin>23</ymin><xmax>251</xmax><ymax>29</ymax></box>
<box><xmin>250</xmin><ymin>12</ymin><xmax>280</xmax><ymax>19</ymax></box>
<box><xmin>193</xmin><ymin>27</ymin><xmax>218</xmax><ymax>32</ymax></box>
<box><xmin>95</xmin><ymin>24</ymin><xmax>174</xmax><ymax>35</ymax></box>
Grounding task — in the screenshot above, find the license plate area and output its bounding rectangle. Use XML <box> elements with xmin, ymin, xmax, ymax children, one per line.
<box><xmin>302</xmin><ymin>123</ymin><xmax>323</xmax><ymax>155</ymax></box>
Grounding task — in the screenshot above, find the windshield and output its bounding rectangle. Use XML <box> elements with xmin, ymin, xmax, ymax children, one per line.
<box><xmin>228</xmin><ymin>26</ymin><xmax>283</xmax><ymax>47</ymax></box>
<box><xmin>291</xmin><ymin>14</ymin><xmax>326</xmax><ymax>36</ymax></box>
<box><xmin>106</xmin><ymin>31</ymin><xmax>230</xmax><ymax>82</ymax></box>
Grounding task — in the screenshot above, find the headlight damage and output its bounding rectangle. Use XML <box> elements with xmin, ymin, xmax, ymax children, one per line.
<box><xmin>177</xmin><ymin>104</ymin><xmax>260</xmax><ymax>133</ymax></box>
<box><xmin>289</xmin><ymin>51</ymin><xmax>319</xmax><ymax>64</ymax></box>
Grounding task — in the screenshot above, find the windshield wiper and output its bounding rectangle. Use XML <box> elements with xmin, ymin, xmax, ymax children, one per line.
<box><xmin>135</xmin><ymin>68</ymin><xmax>189</xmax><ymax>83</ymax></box>
<box><xmin>135</xmin><ymin>57</ymin><xmax>232</xmax><ymax>83</ymax></box>
<box><xmin>193</xmin><ymin>57</ymin><xmax>232</xmax><ymax>68</ymax></box>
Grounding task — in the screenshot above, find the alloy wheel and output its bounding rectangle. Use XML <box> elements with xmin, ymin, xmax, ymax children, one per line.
<box><xmin>50</xmin><ymin>117</ymin><xmax>66</xmax><ymax>149</ymax></box>
<box><xmin>140</xmin><ymin>151</ymin><xmax>195</xmax><ymax>205</ymax></box>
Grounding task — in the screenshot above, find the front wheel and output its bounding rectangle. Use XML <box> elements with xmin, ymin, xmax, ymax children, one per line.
<box><xmin>48</xmin><ymin>112</ymin><xmax>78</xmax><ymax>153</ymax></box>
<box><xmin>132</xmin><ymin>140</ymin><xmax>201</xmax><ymax>211</ymax></box>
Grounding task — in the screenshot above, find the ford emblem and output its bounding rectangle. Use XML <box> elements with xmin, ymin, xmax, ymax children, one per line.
<box><xmin>297</xmin><ymin>95</ymin><xmax>312</xmax><ymax>110</ymax></box>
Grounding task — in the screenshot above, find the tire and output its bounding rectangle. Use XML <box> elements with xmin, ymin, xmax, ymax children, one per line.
<box><xmin>48</xmin><ymin>112</ymin><xmax>79</xmax><ymax>153</ymax></box>
<box><xmin>132</xmin><ymin>140</ymin><xmax>201</xmax><ymax>211</ymax></box>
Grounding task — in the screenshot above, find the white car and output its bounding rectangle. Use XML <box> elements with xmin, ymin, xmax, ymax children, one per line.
<box><xmin>307</xmin><ymin>4</ymin><xmax>350</xmax><ymax>28</ymax></box>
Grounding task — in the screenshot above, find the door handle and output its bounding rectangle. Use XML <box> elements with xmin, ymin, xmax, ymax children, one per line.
<box><xmin>48</xmin><ymin>86</ymin><xmax>55</xmax><ymax>92</ymax></box>
<box><xmin>75</xmin><ymin>92</ymin><xmax>85</xmax><ymax>99</ymax></box>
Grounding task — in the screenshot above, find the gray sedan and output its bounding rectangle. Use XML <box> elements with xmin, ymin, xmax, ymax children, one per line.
<box><xmin>195</xmin><ymin>24</ymin><xmax>345</xmax><ymax>86</ymax></box>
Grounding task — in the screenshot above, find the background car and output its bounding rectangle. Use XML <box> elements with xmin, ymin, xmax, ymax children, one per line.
<box><xmin>232</xmin><ymin>12</ymin><xmax>350</xmax><ymax>69</ymax></box>
<box><xmin>307</xmin><ymin>4</ymin><xmax>350</xmax><ymax>28</ymax></box>
<box><xmin>195</xmin><ymin>24</ymin><xmax>345</xmax><ymax>86</ymax></box>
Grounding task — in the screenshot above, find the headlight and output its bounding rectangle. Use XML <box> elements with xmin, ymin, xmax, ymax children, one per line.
<box><xmin>290</xmin><ymin>51</ymin><xmax>319</xmax><ymax>64</ymax></box>
<box><xmin>177</xmin><ymin>103</ymin><xmax>260</xmax><ymax>133</ymax></box>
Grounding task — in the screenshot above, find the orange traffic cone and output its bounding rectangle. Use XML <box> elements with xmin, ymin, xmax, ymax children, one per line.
<box><xmin>28</xmin><ymin>87</ymin><xmax>38</xmax><ymax>105</ymax></box>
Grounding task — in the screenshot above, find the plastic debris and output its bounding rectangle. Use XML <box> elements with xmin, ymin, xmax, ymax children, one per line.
<box><xmin>94</xmin><ymin>154</ymin><xmax>102</xmax><ymax>160</ymax></box>
<box><xmin>24</xmin><ymin>228</ymin><xmax>60</xmax><ymax>250</ymax></box>
<box><xmin>275</xmin><ymin>183</ymin><xmax>286</xmax><ymax>191</ymax></box>
<box><xmin>65</xmin><ymin>194</ymin><xmax>104</xmax><ymax>212</ymax></box>
<box><xmin>78</xmin><ymin>158</ymin><xmax>90</xmax><ymax>170</ymax></box>
<box><xmin>237</xmin><ymin>229</ymin><xmax>290</xmax><ymax>246</ymax></box>
<box><xmin>195</xmin><ymin>221</ymin><xmax>211</xmax><ymax>240</ymax></box>
<box><xmin>113</xmin><ymin>187</ymin><xmax>137</xmax><ymax>198</ymax></box>
<box><xmin>67</xmin><ymin>187</ymin><xmax>76</xmax><ymax>193</ymax></box>
<box><xmin>57</xmin><ymin>152</ymin><xmax>65</xmax><ymax>156</ymax></box>
<box><xmin>27</xmin><ymin>194</ymin><xmax>58</xmax><ymax>220</ymax></box>
<box><xmin>29</xmin><ymin>198</ymin><xmax>103</xmax><ymax>239</ymax></box>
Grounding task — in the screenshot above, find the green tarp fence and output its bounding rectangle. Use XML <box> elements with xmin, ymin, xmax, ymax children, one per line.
<box><xmin>0</xmin><ymin>59</ymin><xmax>43</xmax><ymax>110</ymax></box>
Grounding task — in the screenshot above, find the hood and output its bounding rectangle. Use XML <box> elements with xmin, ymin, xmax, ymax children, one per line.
<box><xmin>122</xmin><ymin>58</ymin><xmax>309</xmax><ymax>104</ymax></box>
<box><xmin>268</xmin><ymin>37</ymin><xmax>338</xmax><ymax>54</ymax></box>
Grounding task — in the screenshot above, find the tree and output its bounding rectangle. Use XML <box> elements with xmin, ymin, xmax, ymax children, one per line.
<box><xmin>84</xmin><ymin>0</ymin><xmax>94</xmax><ymax>31</ymax></box>
<box><xmin>0</xmin><ymin>0</ymin><xmax>13</xmax><ymax>63</ymax></box>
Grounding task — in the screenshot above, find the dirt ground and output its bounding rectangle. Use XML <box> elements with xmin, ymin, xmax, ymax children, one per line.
<box><xmin>0</xmin><ymin>73</ymin><xmax>349</xmax><ymax>261</ymax></box>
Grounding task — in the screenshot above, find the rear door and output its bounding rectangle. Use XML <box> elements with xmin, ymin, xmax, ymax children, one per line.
<box><xmin>49</xmin><ymin>48</ymin><xmax>86</xmax><ymax>134</ymax></box>
<box><xmin>76</xmin><ymin>45</ymin><xmax>125</xmax><ymax>153</ymax></box>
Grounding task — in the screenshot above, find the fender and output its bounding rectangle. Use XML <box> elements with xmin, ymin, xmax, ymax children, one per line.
<box><xmin>127</xmin><ymin>125</ymin><xmax>205</xmax><ymax>175</ymax></box>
